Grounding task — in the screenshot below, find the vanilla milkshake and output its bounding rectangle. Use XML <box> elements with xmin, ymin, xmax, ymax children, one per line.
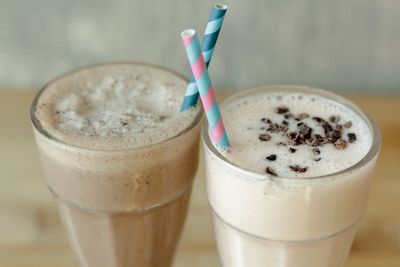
<box><xmin>202</xmin><ymin>86</ymin><xmax>380</xmax><ymax>267</ymax></box>
<box><xmin>31</xmin><ymin>63</ymin><xmax>202</xmax><ymax>267</ymax></box>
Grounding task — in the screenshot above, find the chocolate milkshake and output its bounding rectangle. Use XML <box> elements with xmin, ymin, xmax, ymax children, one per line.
<box><xmin>202</xmin><ymin>86</ymin><xmax>380</xmax><ymax>267</ymax></box>
<box><xmin>31</xmin><ymin>63</ymin><xmax>202</xmax><ymax>267</ymax></box>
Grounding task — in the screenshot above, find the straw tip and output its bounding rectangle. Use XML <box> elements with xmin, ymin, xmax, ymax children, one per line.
<box><xmin>214</xmin><ymin>3</ymin><xmax>228</xmax><ymax>10</ymax></box>
<box><xmin>181</xmin><ymin>29</ymin><xmax>196</xmax><ymax>39</ymax></box>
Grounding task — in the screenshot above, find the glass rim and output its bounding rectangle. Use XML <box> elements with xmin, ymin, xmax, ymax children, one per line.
<box><xmin>30</xmin><ymin>61</ymin><xmax>203</xmax><ymax>152</ymax></box>
<box><xmin>201</xmin><ymin>85</ymin><xmax>381</xmax><ymax>181</ymax></box>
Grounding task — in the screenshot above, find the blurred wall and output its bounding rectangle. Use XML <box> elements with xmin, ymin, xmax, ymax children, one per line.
<box><xmin>0</xmin><ymin>0</ymin><xmax>399</xmax><ymax>93</ymax></box>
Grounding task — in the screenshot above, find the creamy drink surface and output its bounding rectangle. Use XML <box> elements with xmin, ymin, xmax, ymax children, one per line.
<box><xmin>31</xmin><ymin>63</ymin><xmax>202</xmax><ymax>267</ymax></box>
<box><xmin>34</xmin><ymin>63</ymin><xmax>199</xmax><ymax>150</ymax></box>
<box><xmin>217</xmin><ymin>91</ymin><xmax>372</xmax><ymax>177</ymax></box>
<box><xmin>204</xmin><ymin>86</ymin><xmax>379</xmax><ymax>267</ymax></box>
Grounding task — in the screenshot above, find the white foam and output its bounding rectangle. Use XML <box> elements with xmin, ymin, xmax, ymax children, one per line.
<box><xmin>35</xmin><ymin>64</ymin><xmax>200</xmax><ymax>150</ymax></box>
<box><xmin>216</xmin><ymin>92</ymin><xmax>372</xmax><ymax>177</ymax></box>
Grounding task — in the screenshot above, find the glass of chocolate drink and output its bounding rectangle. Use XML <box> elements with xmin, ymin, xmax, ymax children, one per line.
<box><xmin>31</xmin><ymin>63</ymin><xmax>202</xmax><ymax>267</ymax></box>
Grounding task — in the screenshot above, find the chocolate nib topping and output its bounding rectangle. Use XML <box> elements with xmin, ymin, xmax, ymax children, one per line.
<box><xmin>264</xmin><ymin>113</ymin><xmax>355</xmax><ymax>150</ymax></box>
<box><xmin>261</xmin><ymin>117</ymin><xmax>272</xmax><ymax>124</ymax></box>
<box><xmin>258</xmin><ymin>106</ymin><xmax>357</xmax><ymax>175</ymax></box>
<box><xmin>335</xmin><ymin>124</ymin><xmax>343</xmax><ymax>132</ymax></box>
<box><xmin>259</xmin><ymin>133</ymin><xmax>272</xmax><ymax>142</ymax></box>
<box><xmin>306</xmin><ymin>134</ymin><xmax>324</xmax><ymax>147</ymax></box>
<box><xmin>284</xmin><ymin>113</ymin><xmax>294</xmax><ymax>119</ymax></box>
<box><xmin>329</xmin><ymin>115</ymin><xmax>341</xmax><ymax>123</ymax></box>
<box><xmin>312</xmin><ymin>116</ymin><xmax>325</xmax><ymax>124</ymax></box>
<box><xmin>278</xmin><ymin>122</ymin><xmax>289</xmax><ymax>132</ymax></box>
<box><xmin>299</xmin><ymin>124</ymin><xmax>312</xmax><ymax>139</ymax></box>
<box><xmin>344</xmin><ymin>121</ymin><xmax>353</xmax><ymax>128</ymax></box>
<box><xmin>276</xmin><ymin>106</ymin><xmax>289</xmax><ymax>114</ymax></box>
<box><xmin>347</xmin><ymin>133</ymin><xmax>356</xmax><ymax>143</ymax></box>
<box><xmin>312</xmin><ymin>148</ymin><xmax>321</xmax><ymax>161</ymax></box>
<box><xmin>287</xmin><ymin>132</ymin><xmax>297</xmax><ymax>140</ymax></box>
<box><xmin>327</xmin><ymin>130</ymin><xmax>341</xmax><ymax>143</ymax></box>
<box><xmin>322</xmin><ymin>122</ymin><xmax>333</xmax><ymax>134</ymax></box>
<box><xmin>312</xmin><ymin>148</ymin><xmax>321</xmax><ymax>155</ymax></box>
<box><xmin>297</xmin><ymin>112</ymin><xmax>310</xmax><ymax>120</ymax></box>
<box><xmin>266</xmin><ymin>167</ymin><xmax>278</xmax><ymax>176</ymax></box>
<box><xmin>289</xmin><ymin>165</ymin><xmax>308</xmax><ymax>173</ymax></box>
<box><xmin>314</xmin><ymin>134</ymin><xmax>325</xmax><ymax>144</ymax></box>
<box><xmin>334</xmin><ymin>139</ymin><xmax>347</xmax><ymax>150</ymax></box>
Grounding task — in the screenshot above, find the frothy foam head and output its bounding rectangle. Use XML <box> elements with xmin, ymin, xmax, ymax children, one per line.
<box><xmin>215</xmin><ymin>89</ymin><xmax>372</xmax><ymax>177</ymax></box>
<box><xmin>34</xmin><ymin>63</ymin><xmax>200</xmax><ymax>150</ymax></box>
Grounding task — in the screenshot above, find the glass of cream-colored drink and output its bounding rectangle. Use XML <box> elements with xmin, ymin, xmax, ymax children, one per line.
<box><xmin>31</xmin><ymin>63</ymin><xmax>202</xmax><ymax>267</ymax></box>
<box><xmin>202</xmin><ymin>86</ymin><xmax>380</xmax><ymax>267</ymax></box>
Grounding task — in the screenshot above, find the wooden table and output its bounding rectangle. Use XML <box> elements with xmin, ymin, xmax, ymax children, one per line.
<box><xmin>0</xmin><ymin>90</ymin><xmax>399</xmax><ymax>267</ymax></box>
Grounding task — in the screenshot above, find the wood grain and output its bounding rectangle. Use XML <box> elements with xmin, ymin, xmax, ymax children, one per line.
<box><xmin>0</xmin><ymin>90</ymin><xmax>399</xmax><ymax>266</ymax></box>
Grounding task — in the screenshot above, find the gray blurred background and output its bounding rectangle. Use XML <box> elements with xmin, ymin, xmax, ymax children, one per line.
<box><xmin>0</xmin><ymin>0</ymin><xmax>399</xmax><ymax>93</ymax></box>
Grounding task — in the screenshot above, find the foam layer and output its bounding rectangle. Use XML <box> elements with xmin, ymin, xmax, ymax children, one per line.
<box><xmin>34</xmin><ymin>64</ymin><xmax>200</xmax><ymax>150</ymax></box>
<box><xmin>216</xmin><ymin>92</ymin><xmax>372</xmax><ymax>177</ymax></box>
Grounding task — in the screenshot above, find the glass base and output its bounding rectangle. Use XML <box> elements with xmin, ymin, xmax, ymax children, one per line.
<box><xmin>212</xmin><ymin>211</ymin><xmax>358</xmax><ymax>267</ymax></box>
<box><xmin>55</xmin><ymin>189</ymin><xmax>191</xmax><ymax>267</ymax></box>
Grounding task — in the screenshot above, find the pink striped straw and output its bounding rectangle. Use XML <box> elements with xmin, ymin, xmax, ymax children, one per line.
<box><xmin>181</xmin><ymin>29</ymin><xmax>229</xmax><ymax>149</ymax></box>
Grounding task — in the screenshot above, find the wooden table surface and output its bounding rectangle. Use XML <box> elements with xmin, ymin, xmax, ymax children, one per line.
<box><xmin>0</xmin><ymin>90</ymin><xmax>399</xmax><ymax>267</ymax></box>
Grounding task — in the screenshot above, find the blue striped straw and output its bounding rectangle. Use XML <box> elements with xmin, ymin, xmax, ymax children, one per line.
<box><xmin>180</xmin><ymin>3</ymin><xmax>228</xmax><ymax>112</ymax></box>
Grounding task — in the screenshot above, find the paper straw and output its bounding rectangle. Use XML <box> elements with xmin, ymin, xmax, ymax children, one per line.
<box><xmin>180</xmin><ymin>3</ymin><xmax>228</xmax><ymax>112</ymax></box>
<box><xmin>181</xmin><ymin>29</ymin><xmax>230</xmax><ymax>148</ymax></box>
